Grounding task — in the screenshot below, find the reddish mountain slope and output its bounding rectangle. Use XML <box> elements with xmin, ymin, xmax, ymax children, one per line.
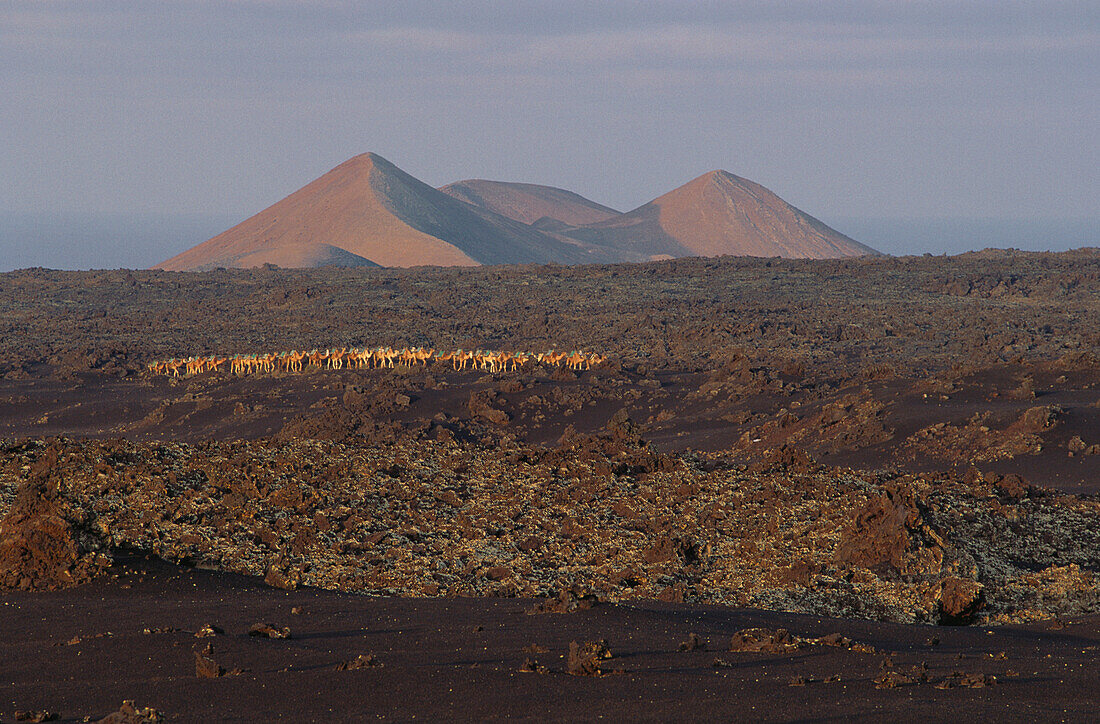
<box><xmin>439</xmin><ymin>179</ymin><xmax>620</xmax><ymax>226</ymax></box>
<box><xmin>157</xmin><ymin>154</ymin><xmax>606</xmax><ymax>271</ymax></box>
<box><xmin>158</xmin><ymin>156</ymin><xmax>876</xmax><ymax>270</ymax></box>
<box><xmin>562</xmin><ymin>170</ymin><xmax>878</xmax><ymax>260</ymax></box>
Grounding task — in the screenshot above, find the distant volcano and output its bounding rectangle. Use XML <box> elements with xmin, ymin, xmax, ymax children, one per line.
<box><xmin>553</xmin><ymin>170</ymin><xmax>877</xmax><ymax>260</ymax></box>
<box><xmin>157</xmin><ymin>154</ymin><xmax>877</xmax><ymax>270</ymax></box>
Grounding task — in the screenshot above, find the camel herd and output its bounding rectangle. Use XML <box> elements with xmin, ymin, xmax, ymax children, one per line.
<box><xmin>145</xmin><ymin>347</ymin><xmax>609</xmax><ymax>378</ymax></box>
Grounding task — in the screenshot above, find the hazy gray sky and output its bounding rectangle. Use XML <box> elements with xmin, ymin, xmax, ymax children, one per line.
<box><xmin>2</xmin><ymin>1</ymin><xmax>1097</xmax><ymax>226</ymax></box>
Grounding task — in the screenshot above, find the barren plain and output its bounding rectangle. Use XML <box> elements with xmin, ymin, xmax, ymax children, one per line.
<box><xmin>2</xmin><ymin>250</ymin><xmax>1099</xmax><ymax>720</ymax></box>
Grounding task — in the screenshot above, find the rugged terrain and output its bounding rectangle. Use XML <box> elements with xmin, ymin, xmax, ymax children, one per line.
<box><xmin>2</xmin><ymin>250</ymin><xmax>1099</xmax><ymax>719</ymax></box>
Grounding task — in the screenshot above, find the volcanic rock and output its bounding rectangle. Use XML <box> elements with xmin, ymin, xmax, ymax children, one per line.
<box><xmin>248</xmin><ymin>623</ymin><xmax>291</xmax><ymax>639</ymax></box>
<box><xmin>0</xmin><ymin>476</ymin><xmax>109</xmax><ymax>591</ymax></box>
<box><xmin>566</xmin><ymin>640</ymin><xmax>612</xmax><ymax>676</ymax></box>
<box><xmin>336</xmin><ymin>653</ymin><xmax>382</xmax><ymax>670</ymax></box>
<box><xmin>96</xmin><ymin>701</ymin><xmax>164</xmax><ymax>724</ymax></box>
<box><xmin>728</xmin><ymin>628</ymin><xmax>802</xmax><ymax>654</ymax></box>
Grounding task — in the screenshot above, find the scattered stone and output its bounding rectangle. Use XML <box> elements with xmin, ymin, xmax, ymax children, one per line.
<box><xmin>935</xmin><ymin>671</ymin><xmax>997</xmax><ymax>689</ymax></box>
<box><xmin>711</xmin><ymin>658</ymin><xmax>733</xmax><ymax>668</ymax></box>
<box><xmin>566</xmin><ymin>640</ymin><xmax>612</xmax><ymax>676</ymax></box>
<box><xmin>728</xmin><ymin>628</ymin><xmax>801</xmax><ymax>654</ymax></box>
<box><xmin>193</xmin><ymin>644</ymin><xmax>224</xmax><ymax>678</ymax></box>
<box><xmin>788</xmin><ymin>675</ymin><xmax>808</xmax><ymax>686</ymax></box>
<box><xmin>518</xmin><ymin>657</ymin><xmax>548</xmax><ymax>674</ymax></box>
<box><xmin>248</xmin><ymin>623</ymin><xmax>291</xmax><ymax>639</ymax></box>
<box><xmin>677</xmin><ymin>632</ymin><xmax>706</xmax><ymax>652</ymax></box>
<box><xmin>874</xmin><ymin>662</ymin><xmax>929</xmax><ymax>689</ymax></box>
<box><xmin>96</xmin><ymin>700</ymin><xmax>164</xmax><ymax>723</ymax></box>
<box><xmin>336</xmin><ymin>654</ymin><xmax>382</xmax><ymax>670</ymax></box>
<box><xmin>64</xmin><ymin>632</ymin><xmax>111</xmax><ymax>646</ymax></box>
<box><xmin>194</xmin><ymin>624</ymin><xmax>224</xmax><ymax>638</ymax></box>
<box><xmin>14</xmin><ymin>711</ymin><xmax>57</xmax><ymax>723</ymax></box>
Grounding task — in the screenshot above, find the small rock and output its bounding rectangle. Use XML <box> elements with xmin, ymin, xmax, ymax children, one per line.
<box><xmin>96</xmin><ymin>700</ymin><xmax>164</xmax><ymax>723</ymax></box>
<box><xmin>728</xmin><ymin>628</ymin><xmax>801</xmax><ymax>653</ymax></box>
<box><xmin>248</xmin><ymin>623</ymin><xmax>291</xmax><ymax>639</ymax></box>
<box><xmin>935</xmin><ymin>671</ymin><xmax>997</xmax><ymax>689</ymax></box>
<box><xmin>14</xmin><ymin>712</ymin><xmax>57</xmax><ymax>723</ymax></box>
<box><xmin>194</xmin><ymin>624</ymin><xmax>224</xmax><ymax>638</ymax></box>
<box><xmin>566</xmin><ymin>640</ymin><xmax>612</xmax><ymax>676</ymax></box>
<box><xmin>485</xmin><ymin>566</ymin><xmax>511</xmax><ymax>581</ymax></box>
<box><xmin>677</xmin><ymin>632</ymin><xmax>706</xmax><ymax>652</ymax></box>
<box><xmin>194</xmin><ymin>644</ymin><xmax>224</xmax><ymax>678</ymax></box>
<box><xmin>336</xmin><ymin>654</ymin><xmax>382</xmax><ymax>670</ymax></box>
<box><xmin>518</xmin><ymin>657</ymin><xmax>548</xmax><ymax>674</ymax></box>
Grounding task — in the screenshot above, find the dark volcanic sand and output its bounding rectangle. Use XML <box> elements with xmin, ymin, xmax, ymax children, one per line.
<box><xmin>4</xmin><ymin>556</ymin><xmax>1098</xmax><ymax>722</ymax></box>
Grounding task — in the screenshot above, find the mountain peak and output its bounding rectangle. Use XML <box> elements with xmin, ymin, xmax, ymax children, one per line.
<box><xmin>334</xmin><ymin>151</ymin><xmax>394</xmax><ymax>174</ymax></box>
<box><xmin>692</xmin><ymin>169</ymin><xmax>747</xmax><ymax>187</ymax></box>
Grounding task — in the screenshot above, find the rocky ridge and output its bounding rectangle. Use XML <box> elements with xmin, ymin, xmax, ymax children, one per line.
<box><xmin>3</xmin><ymin>433</ymin><xmax>1096</xmax><ymax>625</ymax></box>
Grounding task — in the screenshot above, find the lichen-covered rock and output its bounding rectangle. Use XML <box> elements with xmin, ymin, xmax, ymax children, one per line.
<box><xmin>0</xmin><ymin>469</ymin><xmax>110</xmax><ymax>591</ymax></box>
<box><xmin>0</xmin><ymin>436</ymin><xmax>1097</xmax><ymax>625</ymax></box>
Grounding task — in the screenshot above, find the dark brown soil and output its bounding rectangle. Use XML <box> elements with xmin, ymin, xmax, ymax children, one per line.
<box><xmin>2</xmin><ymin>556</ymin><xmax>1097</xmax><ymax>722</ymax></box>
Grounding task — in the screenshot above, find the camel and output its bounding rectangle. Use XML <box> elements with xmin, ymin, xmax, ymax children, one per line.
<box><xmin>149</xmin><ymin>346</ymin><xmax>610</xmax><ymax>379</ymax></box>
<box><xmin>565</xmin><ymin>351</ymin><xmax>587</xmax><ymax>371</ymax></box>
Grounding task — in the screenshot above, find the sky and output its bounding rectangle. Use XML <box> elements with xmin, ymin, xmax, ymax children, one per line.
<box><xmin>1</xmin><ymin>0</ymin><xmax>1097</xmax><ymax>268</ymax></box>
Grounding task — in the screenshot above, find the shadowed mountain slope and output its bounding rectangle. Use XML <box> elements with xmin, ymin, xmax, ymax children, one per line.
<box><xmin>439</xmin><ymin>179</ymin><xmax>621</xmax><ymax>227</ymax></box>
<box><xmin>158</xmin><ymin>154</ymin><xmax>608</xmax><ymax>271</ymax></box>
<box><xmin>560</xmin><ymin>170</ymin><xmax>879</xmax><ymax>260</ymax></box>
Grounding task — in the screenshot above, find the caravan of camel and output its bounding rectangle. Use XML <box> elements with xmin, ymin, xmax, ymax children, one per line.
<box><xmin>146</xmin><ymin>347</ymin><xmax>609</xmax><ymax>378</ymax></box>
